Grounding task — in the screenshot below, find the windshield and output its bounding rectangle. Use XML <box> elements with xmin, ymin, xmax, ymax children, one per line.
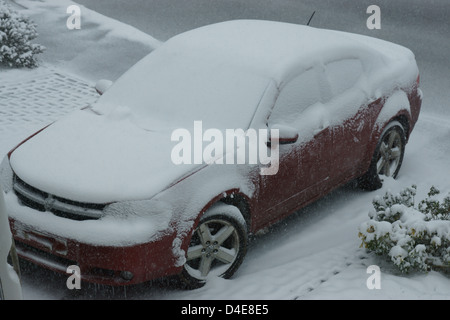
<box><xmin>93</xmin><ymin>51</ymin><xmax>271</xmax><ymax>130</ymax></box>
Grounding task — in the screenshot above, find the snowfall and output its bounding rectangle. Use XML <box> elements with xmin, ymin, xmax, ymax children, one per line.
<box><xmin>0</xmin><ymin>0</ymin><xmax>449</xmax><ymax>300</ymax></box>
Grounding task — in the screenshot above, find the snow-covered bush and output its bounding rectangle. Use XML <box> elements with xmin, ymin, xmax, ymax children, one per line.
<box><xmin>359</xmin><ymin>185</ymin><xmax>450</xmax><ymax>273</ymax></box>
<box><xmin>0</xmin><ymin>1</ymin><xmax>44</xmax><ymax>68</ymax></box>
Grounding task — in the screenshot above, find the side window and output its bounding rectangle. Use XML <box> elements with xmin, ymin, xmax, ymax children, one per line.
<box><xmin>269</xmin><ymin>68</ymin><xmax>321</xmax><ymax>125</ymax></box>
<box><xmin>325</xmin><ymin>59</ymin><xmax>363</xmax><ymax>97</ymax></box>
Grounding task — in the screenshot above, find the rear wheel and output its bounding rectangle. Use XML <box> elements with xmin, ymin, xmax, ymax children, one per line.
<box><xmin>358</xmin><ymin>121</ymin><xmax>406</xmax><ymax>190</ymax></box>
<box><xmin>179</xmin><ymin>203</ymin><xmax>248</xmax><ymax>289</ymax></box>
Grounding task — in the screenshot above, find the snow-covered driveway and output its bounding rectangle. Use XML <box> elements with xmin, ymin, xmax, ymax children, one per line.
<box><xmin>0</xmin><ymin>67</ymin><xmax>97</xmax><ymax>128</ymax></box>
<box><xmin>0</xmin><ymin>66</ymin><xmax>98</xmax><ymax>157</ymax></box>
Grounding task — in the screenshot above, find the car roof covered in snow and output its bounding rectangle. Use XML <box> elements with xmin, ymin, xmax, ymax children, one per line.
<box><xmin>160</xmin><ymin>19</ymin><xmax>415</xmax><ymax>85</ymax></box>
<box><xmin>93</xmin><ymin>19</ymin><xmax>418</xmax><ymax>131</ymax></box>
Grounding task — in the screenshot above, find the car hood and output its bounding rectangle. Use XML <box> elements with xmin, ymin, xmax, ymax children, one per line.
<box><xmin>9</xmin><ymin>108</ymin><xmax>199</xmax><ymax>204</ymax></box>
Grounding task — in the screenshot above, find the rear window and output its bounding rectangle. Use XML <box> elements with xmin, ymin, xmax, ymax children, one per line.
<box><xmin>325</xmin><ymin>59</ymin><xmax>363</xmax><ymax>97</ymax></box>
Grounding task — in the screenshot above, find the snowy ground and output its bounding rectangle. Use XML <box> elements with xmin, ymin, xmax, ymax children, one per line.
<box><xmin>0</xmin><ymin>0</ymin><xmax>449</xmax><ymax>300</ymax></box>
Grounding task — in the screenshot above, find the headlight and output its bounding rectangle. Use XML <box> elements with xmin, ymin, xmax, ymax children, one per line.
<box><xmin>102</xmin><ymin>198</ymin><xmax>174</xmax><ymax>243</ymax></box>
<box><xmin>103</xmin><ymin>198</ymin><xmax>173</xmax><ymax>220</ymax></box>
<box><xmin>0</xmin><ymin>156</ymin><xmax>14</xmax><ymax>194</ymax></box>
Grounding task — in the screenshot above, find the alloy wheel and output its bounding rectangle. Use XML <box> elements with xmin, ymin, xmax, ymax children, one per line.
<box><xmin>376</xmin><ymin>128</ymin><xmax>403</xmax><ymax>178</ymax></box>
<box><xmin>185</xmin><ymin>218</ymin><xmax>241</xmax><ymax>279</ymax></box>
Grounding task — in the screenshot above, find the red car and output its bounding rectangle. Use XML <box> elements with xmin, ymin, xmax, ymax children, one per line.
<box><xmin>0</xmin><ymin>20</ymin><xmax>421</xmax><ymax>289</ymax></box>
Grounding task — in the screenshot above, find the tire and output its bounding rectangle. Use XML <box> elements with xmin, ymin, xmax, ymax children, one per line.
<box><xmin>179</xmin><ymin>203</ymin><xmax>248</xmax><ymax>289</ymax></box>
<box><xmin>358</xmin><ymin>121</ymin><xmax>406</xmax><ymax>191</ymax></box>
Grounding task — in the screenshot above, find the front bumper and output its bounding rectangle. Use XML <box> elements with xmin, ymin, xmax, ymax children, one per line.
<box><xmin>1</xmin><ymin>159</ymin><xmax>186</xmax><ymax>285</ymax></box>
<box><xmin>10</xmin><ymin>217</ymin><xmax>182</xmax><ymax>286</ymax></box>
<box><xmin>1</xmin><ymin>155</ymin><xmax>197</xmax><ymax>286</ymax></box>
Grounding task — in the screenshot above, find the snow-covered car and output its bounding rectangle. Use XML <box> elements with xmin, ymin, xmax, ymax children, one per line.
<box><xmin>0</xmin><ymin>185</ymin><xmax>22</xmax><ymax>300</ymax></box>
<box><xmin>0</xmin><ymin>20</ymin><xmax>421</xmax><ymax>288</ymax></box>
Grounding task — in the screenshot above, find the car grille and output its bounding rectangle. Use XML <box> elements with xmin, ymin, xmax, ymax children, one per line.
<box><xmin>13</xmin><ymin>175</ymin><xmax>105</xmax><ymax>221</ymax></box>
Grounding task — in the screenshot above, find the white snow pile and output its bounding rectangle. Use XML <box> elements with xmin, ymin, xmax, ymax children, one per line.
<box><xmin>0</xmin><ymin>0</ymin><xmax>44</xmax><ymax>68</ymax></box>
<box><xmin>359</xmin><ymin>185</ymin><xmax>450</xmax><ymax>273</ymax></box>
<box><xmin>8</xmin><ymin>0</ymin><xmax>161</xmax><ymax>81</ymax></box>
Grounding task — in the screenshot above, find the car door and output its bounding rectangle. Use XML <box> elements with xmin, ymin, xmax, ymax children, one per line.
<box><xmin>321</xmin><ymin>58</ymin><xmax>373</xmax><ymax>184</ymax></box>
<box><xmin>253</xmin><ymin>68</ymin><xmax>333</xmax><ymax>229</ymax></box>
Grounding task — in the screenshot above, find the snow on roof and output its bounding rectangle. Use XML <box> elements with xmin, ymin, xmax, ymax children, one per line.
<box><xmin>94</xmin><ymin>19</ymin><xmax>418</xmax><ymax>131</ymax></box>
<box><xmin>161</xmin><ymin>19</ymin><xmax>414</xmax><ymax>85</ymax></box>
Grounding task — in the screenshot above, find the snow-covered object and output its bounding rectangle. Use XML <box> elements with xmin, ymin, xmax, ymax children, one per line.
<box><xmin>10</xmin><ymin>20</ymin><xmax>419</xmax><ymax>204</ymax></box>
<box><xmin>0</xmin><ymin>186</ymin><xmax>22</xmax><ymax>300</ymax></box>
<box><xmin>3</xmin><ymin>20</ymin><xmax>421</xmax><ymax>285</ymax></box>
<box><xmin>9</xmin><ymin>108</ymin><xmax>196</xmax><ymax>204</ymax></box>
<box><xmin>8</xmin><ymin>20</ymin><xmax>419</xmax><ymax>241</ymax></box>
<box><xmin>359</xmin><ymin>186</ymin><xmax>450</xmax><ymax>273</ymax></box>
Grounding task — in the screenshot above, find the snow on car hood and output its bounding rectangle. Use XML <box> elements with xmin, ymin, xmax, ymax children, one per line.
<box><xmin>9</xmin><ymin>107</ymin><xmax>199</xmax><ymax>204</ymax></box>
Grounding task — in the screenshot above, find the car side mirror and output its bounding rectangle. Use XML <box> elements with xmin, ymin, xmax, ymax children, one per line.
<box><xmin>268</xmin><ymin>123</ymin><xmax>299</xmax><ymax>145</ymax></box>
<box><xmin>95</xmin><ymin>79</ymin><xmax>113</xmax><ymax>95</ymax></box>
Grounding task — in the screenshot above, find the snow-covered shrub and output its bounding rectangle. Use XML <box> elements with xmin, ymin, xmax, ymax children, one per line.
<box><xmin>418</xmin><ymin>186</ymin><xmax>450</xmax><ymax>221</ymax></box>
<box><xmin>0</xmin><ymin>1</ymin><xmax>44</xmax><ymax>68</ymax></box>
<box><xmin>359</xmin><ymin>185</ymin><xmax>450</xmax><ymax>273</ymax></box>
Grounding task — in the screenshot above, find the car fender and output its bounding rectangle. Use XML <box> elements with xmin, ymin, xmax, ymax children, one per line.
<box><xmin>161</xmin><ymin>164</ymin><xmax>256</xmax><ymax>266</ymax></box>
<box><xmin>375</xmin><ymin>90</ymin><xmax>412</xmax><ymax>133</ymax></box>
<box><xmin>362</xmin><ymin>90</ymin><xmax>412</xmax><ymax>172</ymax></box>
<box><xmin>171</xmin><ymin>187</ymin><xmax>252</xmax><ymax>269</ymax></box>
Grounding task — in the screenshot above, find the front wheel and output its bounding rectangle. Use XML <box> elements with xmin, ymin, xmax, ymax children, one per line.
<box><xmin>179</xmin><ymin>203</ymin><xmax>248</xmax><ymax>289</ymax></box>
<box><xmin>358</xmin><ymin>121</ymin><xmax>406</xmax><ymax>190</ymax></box>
